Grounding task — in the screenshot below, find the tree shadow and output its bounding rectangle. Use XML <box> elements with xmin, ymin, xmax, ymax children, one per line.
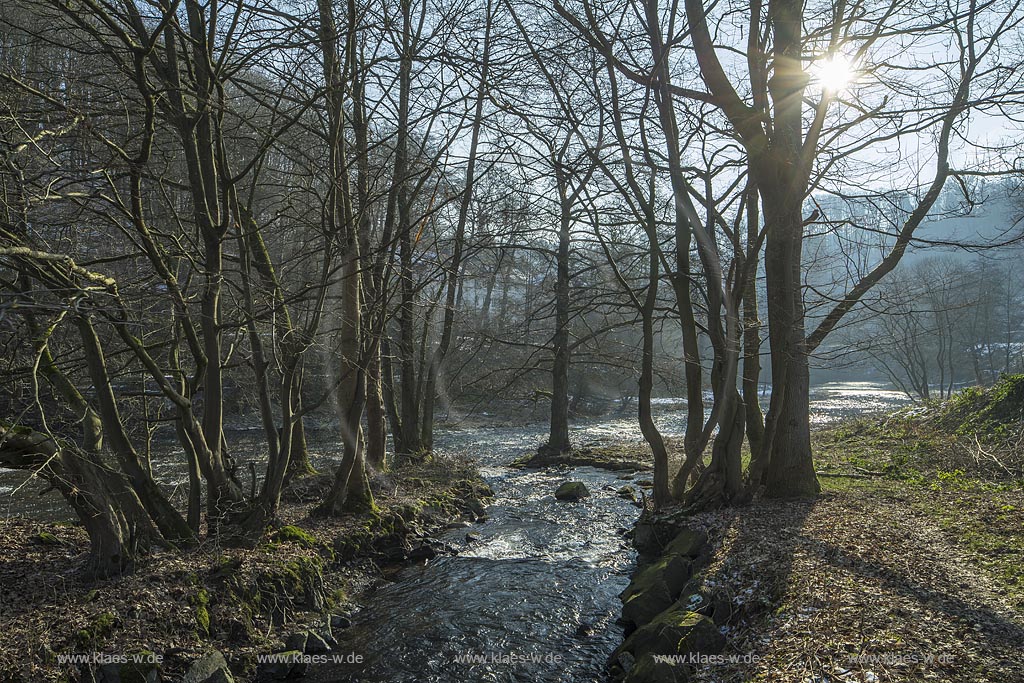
<box><xmin>803</xmin><ymin>535</ymin><xmax>1024</xmax><ymax>647</ymax></box>
<box><xmin>699</xmin><ymin>493</ymin><xmax>1024</xmax><ymax>681</ymax></box>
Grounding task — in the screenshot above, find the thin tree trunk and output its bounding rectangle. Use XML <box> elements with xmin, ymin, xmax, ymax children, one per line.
<box><xmin>546</xmin><ymin>170</ymin><xmax>572</xmax><ymax>455</ymax></box>
<box><xmin>394</xmin><ymin>0</ymin><xmax>422</xmax><ymax>456</ymax></box>
<box><xmin>365</xmin><ymin>343</ymin><xmax>387</xmax><ymax>470</ymax></box>
<box><xmin>76</xmin><ymin>317</ymin><xmax>197</xmax><ymax>543</ymax></box>
<box><xmin>286</xmin><ymin>369</ymin><xmax>315</xmax><ymax>479</ymax></box>
<box><xmin>639</xmin><ymin>239</ymin><xmax>672</xmax><ymax>508</ymax></box>
<box><xmin>742</xmin><ymin>184</ymin><xmax>765</xmax><ymax>461</ymax></box>
<box><xmin>381</xmin><ymin>335</ymin><xmax>404</xmax><ymax>454</ymax></box>
<box><xmin>316</xmin><ymin>0</ymin><xmax>375</xmax><ymax>514</ymax></box>
<box><xmin>423</xmin><ymin>11</ymin><xmax>491</xmax><ymax>453</ymax></box>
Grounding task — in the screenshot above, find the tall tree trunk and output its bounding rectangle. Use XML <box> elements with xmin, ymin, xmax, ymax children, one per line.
<box><xmin>546</xmin><ymin>171</ymin><xmax>572</xmax><ymax>455</ymax></box>
<box><xmin>757</xmin><ymin>188</ymin><xmax>820</xmax><ymax>498</ymax></box>
<box><xmin>365</xmin><ymin>343</ymin><xmax>388</xmax><ymax>470</ymax></box>
<box><xmin>351</xmin><ymin>14</ymin><xmax>387</xmax><ymax>474</ymax></box>
<box><xmin>393</xmin><ymin>0</ymin><xmax>423</xmax><ymax>456</ymax></box>
<box><xmin>316</xmin><ymin>0</ymin><xmax>375</xmax><ymax>514</ymax></box>
<box><xmin>742</xmin><ymin>184</ymin><xmax>766</xmax><ymax>460</ymax></box>
<box><xmin>753</xmin><ymin>0</ymin><xmax>820</xmax><ymax>498</ymax></box>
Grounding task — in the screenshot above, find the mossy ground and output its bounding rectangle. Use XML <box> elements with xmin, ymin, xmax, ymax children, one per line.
<box><xmin>0</xmin><ymin>454</ymin><xmax>490</xmax><ymax>683</ymax></box>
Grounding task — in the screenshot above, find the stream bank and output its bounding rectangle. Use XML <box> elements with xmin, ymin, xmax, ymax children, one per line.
<box><xmin>0</xmin><ymin>383</ymin><xmax>917</xmax><ymax>683</ymax></box>
<box><xmin>0</xmin><ymin>457</ymin><xmax>492</xmax><ymax>683</ymax></box>
<box><xmin>609</xmin><ymin>379</ymin><xmax>1024</xmax><ymax>683</ymax></box>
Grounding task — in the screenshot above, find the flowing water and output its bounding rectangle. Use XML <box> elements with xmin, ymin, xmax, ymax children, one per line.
<box><xmin>300</xmin><ymin>382</ymin><xmax>909</xmax><ymax>683</ymax></box>
<box><xmin>305</xmin><ymin>422</ymin><xmax>644</xmax><ymax>683</ymax></box>
<box><xmin>0</xmin><ymin>383</ymin><xmax>909</xmax><ymax>682</ymax></box>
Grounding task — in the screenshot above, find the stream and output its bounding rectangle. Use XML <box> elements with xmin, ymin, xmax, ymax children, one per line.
<box><xmin>302</xmin><ymin>382</ymin><xmax>909</xmax><ymax>683</ymax></box>
<box><xmin>0</xmin><ymin>383</ymin><xmax>909</xmax><ymax>682</ymax></box>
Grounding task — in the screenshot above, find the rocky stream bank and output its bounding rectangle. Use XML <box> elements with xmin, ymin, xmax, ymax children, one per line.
<box><xmin>0</xmin><ymin>458</ymin><xmax>493</xmax><ymax>683</ymax></box>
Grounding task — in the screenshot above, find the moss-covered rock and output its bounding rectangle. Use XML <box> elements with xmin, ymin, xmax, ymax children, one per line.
<box><xmin>678</xmin><ymin>577</ymin><xmax>733</xmax><ymax>626</ymax></box>
<box><xmin>620</xmin><ymin>554</ymin><xmax>693</xmax><ymax>628</ymax></box>
<box><xmin>182</xmin><ymin>650</ymin><xmax>234</xmax><ymax>683</ymax></box>
<box><xmin>622</xmin><ymin>606</ymin><xmax>725</xmax><ymax>660</ymax></box>
<box><xmin>270</xmin><ymin>525</ymin><xmax>318</xmax><ymax>548</ymax></box>
<box><xmin>554</xmin><ymin>481</ymin><xmax>590</xmax><ymax>501</ymax></box>
<box><xmin>623</xmin><ymin>652</ymin><xmax>689</xmax><ymax>683</ymax></box>
<box><xmin>663</xmin><ymin>529</ymin><xmax>708</xmax><ymax>559</ymax></box>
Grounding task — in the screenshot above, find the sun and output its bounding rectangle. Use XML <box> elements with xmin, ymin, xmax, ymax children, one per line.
<box><xmin>811</xmin><ymin>53</ymin><xmax>858</xmax><ymax>93</ymax></box>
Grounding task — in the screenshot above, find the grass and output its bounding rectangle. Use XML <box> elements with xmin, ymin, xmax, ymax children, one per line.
<box><xmin>812</xmin><ymin>412</ymin><xmax>1024</xmax><ymax>607</ymax></box>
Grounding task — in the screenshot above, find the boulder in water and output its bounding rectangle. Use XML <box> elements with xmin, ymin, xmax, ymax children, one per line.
<box><xmin>554</xmin><ymin>481</ymin><xmax>590</xmax><ymax>501</ymax></box>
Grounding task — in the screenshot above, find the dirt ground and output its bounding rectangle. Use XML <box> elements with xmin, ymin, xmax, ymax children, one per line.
<box><xmin>685</xmin><ymin>447</ymin><xmax>1023</xmax><ymax>683</ymax></box>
